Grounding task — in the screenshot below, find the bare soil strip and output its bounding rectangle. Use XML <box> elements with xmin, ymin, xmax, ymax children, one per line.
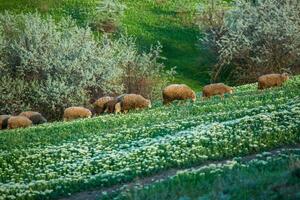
<box><xmin>60</xmin><ymin>144</ymin><xmax>300</xmax><ymax>200</ymax></box>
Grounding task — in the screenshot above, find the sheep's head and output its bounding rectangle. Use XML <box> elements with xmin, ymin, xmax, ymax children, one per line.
<box><xmin>191</xmin><ymin>91</ymin><xmax>196</xmax><ymax>102</ymax></box>
<box><xmin>147</xmin><ymin>100</ymin><xmax>152</xmax><ymax>108</ymax></box>
<box><xmin>31</xmin><ymin>114</ymin><xmax>47</xmax><ymax>124</ymax></box>
<box><xmin>93</xmin><ymin>105</ymin><xmax>104</xmax><ymax>115</ymax></box>
<box><xmin>281</xmin><ymin>73</ymin><xmax>289</xmax><ymax>81</ymax></box>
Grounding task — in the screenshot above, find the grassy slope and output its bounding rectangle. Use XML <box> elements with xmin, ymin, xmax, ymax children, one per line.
<box><xmin>122</xmin><ymin>0</ymin><xmax>214</xmax><ymax>90</ymax></box>
<box><xmin>0</xmin><ymin>0</ymin><xmax>63</xmax><ymax>13</ymax></box>
<box><xmin>0</xmin><ymin>77</ymin><xmax>300</xmax><ymax>199</ymax></box>
<box><xmin>107</xmin><ymin>149</ymin><xmax>300</xmax><ymax>200</ymax></box>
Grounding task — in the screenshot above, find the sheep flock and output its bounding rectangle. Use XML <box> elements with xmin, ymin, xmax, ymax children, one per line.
<box><xmin>0</xmin><ymin>73</ymin><xmax>289</xmax><ymax>130</ymax></box>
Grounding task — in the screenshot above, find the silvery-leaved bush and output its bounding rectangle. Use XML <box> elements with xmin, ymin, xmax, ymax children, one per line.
<box><xmin>199</xmin><ymin>0</ymin><xmax>300</xmax><ymax>83</ymax></box>
<box><xmin>0</xmin><ymin>12</ymin><xmax>173</xmax><ymax>120</ymax></box>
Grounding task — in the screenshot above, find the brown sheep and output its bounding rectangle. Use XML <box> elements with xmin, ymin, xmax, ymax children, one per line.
<box><xmin>162</xmin><ymin>84</ymin><xmax>196</xmax><ymax>105</ymax></box>
<box><xmin>63</xmin><ymin>107</ymin><xmax>92</xmax><ymax>121</ymax></box>
<box><xmin>0</xmin><ymin>115</ymin><xmax>11</xmax><ymax>130</ymax></box>
<box><xmin>19</xmin><ymin>111</ymin><xmax>47</xmax><ymax>125</ymax></box>
<box><xmin>202</xmin><ymin>83</ymin><xmax>233</xmax><ymax>99</ymax></box>
<box><xmin>103</xmin><ymin>99</ymin><xmax>119</xmax><ymax>114</ymax></box>
<box><xmin>117</xmin><ymin>94</ymin><xmax>151</xmax><ymax>113</ymax></box>
<box><xmin>93</xmin><ymin>96</ymin><xmax>114</xmax><ymax>115</ymax></box>
<box><xmin>258</xmin><ymin>73</ymin><xmax>289</xmax><ymax>90</ymax></box>
<box><xmin>8</xmin><ymin>116</ymin><xmax>32</xmax><ymax>129</ymax></box>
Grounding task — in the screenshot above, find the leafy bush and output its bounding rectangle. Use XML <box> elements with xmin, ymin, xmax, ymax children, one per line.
<box><xmin>90</xmin><ymin>0</ymin><xmax>126</xmax><ymax>33</ymax></box>
<box><xmin>199</xmin><ymin>0</ymin><xmax>300</xmax><ymax>83</ymax></box>
<box><xmin>114</xmin><ymin>38</ymin><xmax>176</xmax><ymax>100</ymax></box>
<box><xmin>57</xmin><ymin>0</ymin><xmax>126</xmax><ymax>33</ymax></box>
<box><xmin>0</xmin><ymin>12</ymin><xmax>172</xmax><ymax>120</ymax></box>
<box><xmin>196</xmin><ymin>0</ymin><xmax>231</xmax><ymax>52</ymax></box>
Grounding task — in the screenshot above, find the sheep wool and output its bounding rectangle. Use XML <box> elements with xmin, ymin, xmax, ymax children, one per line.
<box><xmin>63</xmin><ymin>107</ymin><xmax>92</xmax><ymax>121</ymax></box>
<box><xmin>103</xmin><ymin>99</ymin><xmax>119</xmax><ymax>114</ymax></box>
<box><xmin>202</xmin><ymin>83</ymin><xmax>233</xmax><ymax>99</ymax></box>
<box><xmin>93</xmin><ymin>96</ymin><xmax>114</xmax><ymax>114</ymax></box>
<box><xmin>19</xmin><ymin>111</ymin><xmax>47</xmax><ymax>125</ymax></box>
<box><xmin>0</xmin><ymin>115</ymin><xmax>11</xmax><ymax>130</ymax></box>
<box><xmin>64</xmin><ymin>106</ymin><xmax>92</xmax><ymax>121</ymax></box>
<box><xmin>258</xmin><ymin>73</ymin><xmax>289</xmax><ymax>90</ymax></box>
<box><xmin>8</xmin><ymin>116</ymin><xmax>32</xmax><ymax>129</ymax></box>
<box><xmin>118</xmin><ymin>94</ymin><xmax>151</xmax><ymax>113</ymax></box>
<box><xmin>162</xmin><ymin>84</ymin><xmax>196</xmax><ymax>104</ymax></box>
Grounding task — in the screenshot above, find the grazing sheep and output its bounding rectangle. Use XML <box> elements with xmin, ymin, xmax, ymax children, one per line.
<box><xmin>162</xmin><ymin>84</ymin><xmax>196</xmax><ymax>105</ymax></box>
<box><xmin>19</xmin><ymin>111</ymin><xmax>47</xmax><ymax>125</ymax></box>
<box><xmin>63</xmin><ymin>107</ymin><xmax>92</xmax><ymax>121</ymax></box>
<box><xmin>93</xmin><ymin>96</ymin><xmax>114</xmax><ymax>115</ymax></box>
<box><xmin>0</xmin><ymin>115</ymin><xmax>10</xmax><ymax>130</ymax></box>
<box><xmin>258</xmin><ymin>73</ymin><xmax>289</xmax><ymax>90</ymax></box>
<box><xmin>117</xmin><ymin>94</ymin><xmax>151</xmax><ymax>113</ymax></box>
<box><xmin>202</xmin><ymin>83</ymin><xmax>233</xmax><ymax>99</ymax></box>
<box><xmin>8</xmin><ymin>116</ymin><xmax>32</xmax><ymax>129</ymax></box>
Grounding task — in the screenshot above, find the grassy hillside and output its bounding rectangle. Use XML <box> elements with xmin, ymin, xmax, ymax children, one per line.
<box><xmin>107</xmin><ymin>148</ymin><xmax>300</xmax><ymax>200</ymax></box>
<box><xmin>0</xmin><ymin>76</ymin><xmax>300</xmax><ymax>199</ymax></box>
<box><xmin>122</xmin><ymin>0</ymin><xmax>214</xmax><ymax>89</ymax></box>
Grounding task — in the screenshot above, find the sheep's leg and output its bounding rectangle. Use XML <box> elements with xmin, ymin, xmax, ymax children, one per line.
<box><xmin>220</xmin><ymin>94</ymin><xmax>224</xmax><ymax>100</ymax></box>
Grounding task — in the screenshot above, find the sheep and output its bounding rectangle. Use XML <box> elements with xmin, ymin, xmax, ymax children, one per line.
<box><xmin>162</xmin><ymin>84</ymin><xmax>196</xmax><ymax>105</ymax></box>
<box><xmin>0</xmin><ymin>115</ymin><xmax>11</xmax><ymax>130</ymax></box>
<box><xmin>202</xmin><ymin>83</ymin><xmax>233</xmax><ymax>99</ymax></box>
<box><xmin>258</xmin><ymin>73</ymin><xmax>289</xmax><ymax>90</ymax></box>
<box><xmin>116</xmin><ymin>94</ymin><xmax>151</xmax><ymax>113</ymax></box>
<box><xmin>93</xmin><ymin>96</ymin><xmax>114</xmax><ymax>115</ymax></box>
<box><xmin>63</xmin><ymin>107</ymin><xmax>92</xmax><ymax>121</ymax></box>
<box><xmin>19</xmin><ymin>111</ymin><xmax>47</xmax><ymax>125</ymax></box>
<box><xmin>8</xmin><ymin>116</ymin><xmax>32</xmax><ymax>129</ymax></box>
<box><xmin>103</xmin><ymin>99</ymin><xmax>119</xmax><ymax>114</ymax></box>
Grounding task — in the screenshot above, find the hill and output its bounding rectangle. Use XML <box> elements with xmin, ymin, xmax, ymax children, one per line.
<box><xmin>0</xmin><ymin>76</ymin><xmax>299</xmax><ymax>199</ymax></box>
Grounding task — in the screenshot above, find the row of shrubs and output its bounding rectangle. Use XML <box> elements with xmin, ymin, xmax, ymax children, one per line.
<box><xmin>0</xmin><ymin>12</ymin><xmax>175</xmax><ymax>121</ymax></box>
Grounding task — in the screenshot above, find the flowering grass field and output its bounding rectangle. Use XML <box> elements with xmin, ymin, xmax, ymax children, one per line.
<box><xmin>107</xmin><ymin>148</ymin><xmax>300</xmax><ymax>200</ymax></box>
<box><xmin>0</xmin><ymin>76</ymin><xmax>300</xmax><ymax>199</ymax></box>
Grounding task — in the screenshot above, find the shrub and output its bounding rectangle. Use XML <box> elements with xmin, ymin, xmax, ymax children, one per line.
<box><xmin>196</xmin><ymin>0</ymin><xmax>231</xmax><ymax>52</ymax></box>
<box><xmin>0</xmin><ymin>12</ymin><xmax>122</xmax><ymax>120</ymax></box>
<box><xmin>90</xmin><ymin>0</ymin><xmax>126</xmax><ymax>33</ymax></box>
<box><xmin>199</xmin><ymin>0</ymin><xmax>300</xmax><ymax>83</ymax></box>
<box><xmin>0</xmin><ymin>12</ymin><xmax>174</xmax><ymax>120</ymax></box>
<box><xmin>114</xmin><ymin>38</ymin><xmax>176</xmax><ymax>100</ymax></box>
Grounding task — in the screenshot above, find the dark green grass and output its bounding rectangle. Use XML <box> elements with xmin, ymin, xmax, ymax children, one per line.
<box><xmin>122</xmin><ymin>0</ymin><xmax>215</xmax><ymax>90</ymax></box>
<box><xmin>0</xmin><ymin>0</ymin><xmax>62</xmax><ymax>13</ymax></box>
